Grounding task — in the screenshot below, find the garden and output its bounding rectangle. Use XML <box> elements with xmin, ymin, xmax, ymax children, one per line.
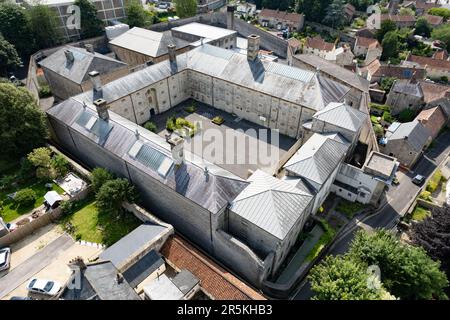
<box><xmin>335</xmin><ymin>198</ymin><xmax>367</xmax><ymax>219</ymax></box>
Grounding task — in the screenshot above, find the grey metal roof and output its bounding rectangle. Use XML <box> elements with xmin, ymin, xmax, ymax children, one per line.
<box><xmin>313</xmin><ymin>102</ymin><xmax>368</xmax><ymax>132</ymax></box>
<box><xmin>47</xmin><ymin>99</ymin><xmax>249</xmax><ymax>214</ymax></box>
<box><xmin>75</xmin><ymin>44</ymin><xmax>350</xmax><ymax>111</ymax></box>
<box><xmin>83</xmin><ymin>261</ymin><xmax>141</xmax><ymax>300</ymax></box>
<box><xmin>229</xmin><ymin>170</ymin><xmax>313</xmax><ymax>240</ymax></box>
<box><xmin>386</xmin><ymin>120</ymin><xmax>431</xmax><ymax>151</ymax></box>
<box><xmin>109</xmin><ymin>28</ymin><xmax>190</xmax><ymax>58</ymax></box>
<box><xmin>99</xmin><ymin>223</ymin><xmax>167</xmax><ymax>270</ymax></box>
<box><xmin>122</xmin><ymin>250</ymin><xmax>165</xmax><ymax>288</ymax></box>
<box><xmin>171</xmin><ymin>269</ymin><xmax>199</xmax><ymax>295</ymax></box>
<box><xmin>391</xmin><ymin>80</ymin><xmax>423</xmax><ymax>97</ymax></box>
<box><xmin>171</xmin><ymin>22</ymin><xmax>237</xmax><ymax>40</ymax></box>
<box><xmin>143</xmin><ymin>274</ymin><xmax>184</xmax><ymax>300</ymax></box>
<box><xmin>39</xmin><ymin>46</ymin><xmax>127</xmax><ymax>84</ymax></box>
<box><xmin>284</xmin><ymin>133</ymin><xmax>349</xmax><ymax>191</ymax></box>
<box><xmin>293</xmin><ymin>54</ymin><xmax>370</xmax><ymax>92</ymax></box>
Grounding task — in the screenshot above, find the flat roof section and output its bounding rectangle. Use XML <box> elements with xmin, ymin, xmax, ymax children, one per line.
<box><xmin>172</xmin><ymin>22</ymin><xmax>237</xmax><ymax>41</ymax></box>
<box><xmin>363</xmin><ymin>151</ymin><xmax>397</xmax><ymax>180</ymax></box>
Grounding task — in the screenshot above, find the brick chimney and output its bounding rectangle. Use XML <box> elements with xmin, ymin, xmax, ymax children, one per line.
<box><xmin>94</xmin><ymin>98</ymin><xmax>109</xmax><ymax>121</ymax></box>
<box><xmin>168</xmin><ymin>44</ymin><xmax>177</xmax><ymax>64</ymax></box>
<box><xmin>89</xmin><ymin>70</ymin><xmax>102</xmax><ymax>99</ymax></box>
<box><xmin>247</xmin><ymin>34</ymin><xmax>260</xmax><ymax>61</ymax></box>
<box><xmin>227</xmin><ymin>4</ymin><xmax>236</xmax><ymax>30</ymax></box>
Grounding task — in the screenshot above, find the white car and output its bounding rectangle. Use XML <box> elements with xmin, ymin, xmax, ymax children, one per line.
<box><xmin>27</xmin><ymin>279</ymin><xmax>62</xmax><ymax>297</ymax></box>
<box><xmin>0</xmin><ymin>247</ymin><xmax>11</xmax><ymax>272</ymax></box>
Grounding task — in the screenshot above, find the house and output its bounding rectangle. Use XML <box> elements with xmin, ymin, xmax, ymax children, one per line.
<box><xmin>39</xmin><ymin>45</ymin><xmax>128</xmax><ymax>100</ymax></box>
<box><xmin>386</xmin><ymin>79</ymin><xmax>424</xmax><ymax>114</ymax></box>
<box><xmin>303</xmin><ymin>36</ymin><xmax>336</xmax><ymax>60</ymax></box>
<box><xmin>356</xmin><ymin>28</ymin><xmax>376</xmax><ymax>39</ymax></box>
<box><xmin>354</xmin><ymin>37</ymin><xmax>382</xmax><ymax>58</ymax></box>
<box><xmin>236</xmin><ymin>2</ymin><xmax>257</xmax><ymax>18</ymax></box>
<box><xmin>412</xmin><ymin>0</ymin><xmax>440</xmax><ymax>15</ymax></box>
<box><xmin>344</xmin><ymin>3</ymin><xmax>356</xmax><ymax>20</ymax></box>
<box><xmin>358</xmin><ymin>59</ymin><xmax>382</xmax><ymax>82</ymax></box>
<box><xmin>258</xmin><ymin>9</ymin><xmax>305</xmax><ymax>31</ymax></box>
<box><xmin>370</xmin><ymin>63</ymin><xmax>426</xmax><ymax>83</ymax></box>
<box><xmin>109</xmin><ymin>28</ymin><xmax>191</xmax><ymax>67</ymax></box>
<box><xmin>420</xmin><ymin>81</ymin><xmax>450</xmax><ymax>105</ymax></box>
<box><xmin>334</xmin><ymin>44</ymin><xmax>356</xmax><ymax>67</ymax></box>
<box><xmin>367</xmin><ymin>14</ymin><xmax>416</xmax><ymax>29</ymax></box>
<box><xmin>384</xmin><ymin>120</ymin><xmax>431</xmax><ymax>167</ymax></box>
<box><xmin>416</xmin><ymin>106</ymin><xmax>447</xmax><ymax>138</ymax></box>
<box><xmin>424</xmin><ymin>14</ymin><xmax>444</xmax><ymax>27</ymax></box>
<box><xmin>404</xmin><ymin>54</ymin><xmax>450</xmax><ymax>79</ymax></box>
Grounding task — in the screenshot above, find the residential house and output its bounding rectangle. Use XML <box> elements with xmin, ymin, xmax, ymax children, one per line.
<box><xmin>39</xmin><ymin>45</ymin><xmax>128</xmax><ymax>101</ymax></box>
<box><xmin>334</xmin><ymin>44</ymin><xmax>356</xmax><ymax>67</ymax></box>
<box><xmin>424</xmin><ymin>14</ymin><xmax>444</xmax><ymax>27</ymax></box>
<box><xmin>367</xmin><ymin>14</ymin><xmax>416</xmax><ymax>29</ymax></box>
<box><xmin>358</xmin><ymin>59</ymin><xmax>382</xmax><ymax>82</ymax></box>
<box><xmin>236</xmin><ymin>2</ymin><xmax>257</xmax><ymax>18</ymax></box>
<box><xmin>303</xmin><ymin>36</ymin><xmax>336</xmax><ymax>60</ymax></box>
<box><xmin>258</xmin><ymin>9</ymin><xmax>305</xmax><ymax>31</ymax></box>
<box><xmin>386</xmin><ymin>79</ymin><xmax>424</xmax><ymax>114</ymax></box>
<box><xmin>370</xmin><ymin>63</ymin><xmax>426</xmax><ymax>83</ymax></box>
<box><xmin>354</xmin><ymin>37</ymin><xmax>382</xmax><ymax>59</ymax></box>
<box><xmin>383</xmin><ymin>120</ymin><xmax>431</xmax><ymax>167</ymax></box>
<box><xmin>408</xmin><ymin>0</ymin><xmax>440</xmax><ymax>15</ymax></box>
<box><xmin>404</xmin><ymin>54</ymin><xmax>450</xmax><ymax>79</ymax></box>
<box><xmin>416</xmin><ymin>106</ymin><xmax>447</xmax><ymax>138</ymax></box>
<box><xmin>356</xmin><ymin>28</ymin><xmax>376</xmax><ymax>39</ymax></box>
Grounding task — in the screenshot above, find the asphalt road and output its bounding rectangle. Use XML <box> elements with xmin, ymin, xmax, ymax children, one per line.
<box><xmin>0</xmin><ymin>234</ymin><xmax>73</xmax><ymax>299</ymax></box>
<box><xmin>292</xmin><ymin>130</ymin><xmax>450</xmax><ymax>300</ymax></box>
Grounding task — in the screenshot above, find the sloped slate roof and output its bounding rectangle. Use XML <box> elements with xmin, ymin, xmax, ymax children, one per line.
<box><xmin>386</xmin><ymin>120</ymin><xmax>431</xmax><ymax>151</ymax></box>
<box><xmin>39</xmin><ymin>46</ymin><xmax>127</xmax><ymax>84</ymax></box>
<box><xmin>284</xmin><ymin>133</ymin><xmax>349</xmax><ymax>191</ymax></box>
<box><xmin>109</xmin><ymin>27</ymin><xmax>190</xmax><ymax>58</ymax></box>
<box><xmin>391</xmin><ymin>80</ymin><xmax>423</xmax><ymax>97</ymax></box>
<box><xmin>47</xmin><ymin>98</ymin><xmax>248</xmax><ymax>214</ymax></box>
<box><xmin>313</xmin><ymin>102</ymin><xmax>368</xmax><ymax>132</ymax></box>
<box><xmin>229</xmin><ymin>170</ymin><xmax>313</xmax><ymax>240</ymax></box>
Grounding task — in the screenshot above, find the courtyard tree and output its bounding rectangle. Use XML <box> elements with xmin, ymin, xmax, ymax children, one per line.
<box><xmin>74</xmin><ymin>0</ymin><xmax>104</xmax><ymax>39</ymax></box>
<box><xmin>173</xmin><ymin>0</ymin><xmax>197</xmax><ymax>18</ymax></box>
<box><xmin>432</xmin><ymin>24</ymin><xmax>450</xmax><ymax>52</ymax></box>
<box><xmin>399</xmin><ymin>7</ymin><xmax>415</xmax><ymax>16</ymax></box>
<box><xmin>0</xmin><ymin>83</ymin><xmax>48</xmax><ymax>159</ymax></box>
<box><xmin>376</xmin><ymin>19</ymin><xmax>397</xmax><ymax>42</ymax></box>
<box><xmin>51</xmin><ymin>154</ymin><xmax>69</xmax><ymax>178</ymax></box>
<box><xmin>14</xmin><ymin>188</ymin><xmax>37</xmax><ymax>208</ymax></box>
<box><xmin>348</xmin><ymin>229</ymin><xmax>448</xmax><ymax>300</ymax></box>
<box><xmin>0</xmin><ymin>36</ymin><xmax>21</xmax><ymax>77</ymax></box>
<box><xmin>296</xmin><ymin>0</ymin><xmax>331</xmax><ymax>23</ymax></box>
<box><xmin>324</xmin><ymin>0</ymin><xmax>347</xmax><ymax>29</ymax></box>
<box><xmin>415</xmin><ymin>17</ymin><xmax>432</xmax><ymax>38</ymax></box>
<box><xmin>27</xmin><ymin>147</ymin><xmax>55</xmax><ymax>180</ymax></box>
<box><xmin>90</xmin><ymin>167</ymin><xmax>114</xmax><ymax>192</ymax></box>
<box><xmin>125</xmin><ymin>0</ymin><xmax>151</xmax><ymax>28</ymax></box>
<box><xmin>27</xmin><ymin>4</ymin><xmax>62</xmax><ymax>50</ymax></box>
<box><xmin>427</xmin><ymin>7</ymin><xmax>450</xmax><ymax>20</ymax></box>
<box><xmin>381</xmin><ymin>31</ymin><xmax>399</xmax><ymax>61</ymax></box>
<box><xmin>95</xmin><ymin>178</ymin><xmax>137</xmax><ymax>215</ymax></box>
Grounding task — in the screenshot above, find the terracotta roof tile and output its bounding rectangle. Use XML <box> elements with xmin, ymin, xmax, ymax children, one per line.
<box><xmin>432</xmin><ymin>50</ymin><xmax>448</xmax><ymax>60</ymax></box>
<box><xmin>380</xmin><ymin>14</ymin><xmax>416</xmax><ymax>23</ymax></box>
<box><xmin>161</xmin><ymin>235</ymin><xmax>266</xmax><ymax>300</ymax></box>
<box><xmin>424</xmin><ymin>14</ymin><xmax>444</xmax><ymax>26</ymax></box>
<box><xmin>407</xmin><ymin>54</ymin><xmax>450</xmax><ymax>72</ymax></box>
<box><xmin>259</xmin><ymin>9</ymin><xmax>303</xmax><ymax>23</ymax></box>
<box><xmin>305</xmin><ymin>36</ymin><xmax>335</xmax><ymax>52</ymax></box>
<box><xmin>356</xmin><ymin>36</ymin><xmax>381</xmax><ymax>49</ymax></box>
<box><xmin>419</xmin><ymin>81</ymin><xmax>450</xmax><ymax>103</ymax></box>
<box><xmin>416</xmin><ymin>106</ymin><xmax>446</xmax><ymax>138</ymax></box>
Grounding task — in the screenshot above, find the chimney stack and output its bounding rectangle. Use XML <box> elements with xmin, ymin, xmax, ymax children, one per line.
<box><xmin>168</xmin><ymin>44</ymin><xmax>177</xmax><ymax>64</ymax></box>
<box><xmin>89</xmin><ymin>70</ymin><xmax>102</xmax><ymax>98</ymax></box>
<box><xmin>167</xmin><ymin>134</ymin><xmax>184</xmax><ymax>165</ymax></box>
<box><xmin>85</xmin><ymin>44</ymin><xmax>94</xmax><ymax>53</ymax></box>
<box><xmin>64</xmin><ymin>50</ymin><xmax>74</xmax><ymax>63</ymax></box>
<box><xmin>94</xmin><ymin>98</ymin><xmax>109</xmax><ymax>121</ymax></box>
<box><xmin>247</xmin><ymin>34</ymin><xmax>260</xmax><ymax>61</ymax></box>
<box><xmin>227</xmin><ymin>4</ymin><xmax>236</xmax><ymax>30</ymax></box>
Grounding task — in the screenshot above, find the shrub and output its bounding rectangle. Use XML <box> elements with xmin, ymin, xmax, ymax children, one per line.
<box><xmin>90</xmin><ymin>167</ymin><xmax>114</xmax><ymax>193</ymax></box>
<box><xmin>382</xmin><ymin>110</ymin><xmax>395</xmax><ymax>123</ymax></box>
<box><xmin>373</xmin><ymin>123</ymin><xmax>384</xmax><ymax>137</ymax></box>
<box><xmin>418</xmin><ymin>191</ymin><xmax>432</xmax><ymax>201</ymax></box>
<box><xmin>51</xmin><ymin>154</ymin><xmax>69</xmax><ymax>178</ymax></box>
<box><xmin>398</xmin><ymin>108</ymin><xmax>416</xmax><ymax>122</ymax></box>
<box><xmin>441</xmin><ymin>76</ymin><xmax>448</xmax><ymax>83</ymax></box>
<box><xmin>212</xmin><ymin>116</ymin><xmax>225</xmax><ymax>125</ymax></box>
<box><xmin>144</xmin><ymin>121</ymin><xmax>157</xmax><ymax>133</ymax></box>
<box><xmin>38</xmin><ymin>85</ymin><xmax>52</xmax><ymax>98</ymax></box>
<box><xmin>184</xmin><ymin>104</ymin><xmax>196</xmax><ymax>113</ymax></box>
<box><xmin>95</xmin><ymin>178</ymin><xmax>136</xmax><ymax>215</ymax></box>
<box><xmin>166</xmin><ymin>116</ymin><xmax>176</xmax><ymax>131</ymax></box>
<box><xmin>60</xmin><ymin>200</ymin><xmax>74</xmax><ymax>216</ymax></box>
<box><xmin>426</xmin><ymin>170</ymin><xmax>443</xmax><ymax>193</ymax></box>
<box><xmin>0</xmin><ymin>174</ymin><xmax>15</xmax><ymax>190</ymax></box>
<box><xmin>14</xmin><ymin>188</ymin><xmax>37</xmax><ymax>207</ymax></box>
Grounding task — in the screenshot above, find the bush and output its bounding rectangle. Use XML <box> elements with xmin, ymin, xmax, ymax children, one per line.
<box><xmin>426</xmin><ymin>170</ymin><xmax>443</xmax><ymax>193</ymax></box>
<box><xmin>418</xmin><ymin>191</ymin><xmax>432</xmax><ymax>201</ymax></box>
<box><xmin>38</xmin><ymin>85</ymin><xmax>52</xmax><ymax>98</ymax></box>
<box><xmin>166</xmin><ymin>116</ymin><xmax>176</xmax><ymax>132</ymax></box>
<box><xmin>184</xmin><ymin>104</ymin><xmax>196</xmax><ymax>113</ymax></box>
<box><xmin>51</xmin><ymin>154</ymin><xmax>69</xmax><ymax>178</ymax></box>
<box><xmin>0</xmin><ymin>174</ymin><xmax>15</xmax><ymax>190</ymax></box>
<box><xmin>373</xmin><ymin>123</ymin><xmax>384</xmax><ymax>137</ymax></box>
<box><xmin>382</xmin><ymin>110</ymin><xmax>395</xmax><ymax>123</ymax></box>
<box><xmin>398</xmin><ymin>108</ymin><xmax>415</xmax><ymax>122</ymax></box>
<box><xmin>212</xmin><ymin>116</ymin><xmax>225</xmax><ymax>125</ymax></box>
<box><xmin>14</xmin><ymin>188</ymin><xmax>37</xmax><ymax>207</ymax></box>
<box><xmin>90</xmin><ymin>167</ymin><xmax>114</xmax><ymax>193</ymax></box>
<box><xmin>144</xmin><ymin>121</ymin><xmax>157</xmax><ymax>133</ymax></box>
<box><xmin>380</xmin><ymin>77</ymin><xmax>397</xmax><ymax>93</ymax></box>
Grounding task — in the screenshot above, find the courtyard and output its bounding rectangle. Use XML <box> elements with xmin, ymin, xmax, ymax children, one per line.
<box><xmin>147</xmin><ymin>100</ymin><xmax>297</xmax><ymax>179</ymax></box>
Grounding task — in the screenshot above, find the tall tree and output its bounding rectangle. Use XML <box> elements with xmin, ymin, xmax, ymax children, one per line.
<box><xmin>376</xmin><ymin>19</ymin><xmax>397</xmax><ymax>42</ymax></box>
<box><xmin>0</xmin><ymin>83</ymin><xmax>48</xmax><ymax>159</ymax></box>
<box><xmin>427</xmin><ymin>7</ymin><xmax>450</xmax><ymax>20</ymax></box>
<box><xmin>324</xmin><ymin>0</ymin><xmax>347</xmax><ymax>29</ymax></box>
<box><xmin>296</xmin><ymin>0</ymin><xmax>330</xmax><ymax>22</ymax></box>
<box><xmin>95</xmin><ymin>178</ymin><xmax>136</xmax><ymax>215</ymax></box>
<box><xmin>125</xmin><ymin>0</ymin><xmax>151</xmax><ymax>28</ymax></box>
<box><xmin>27</xmin><ymin>4</ymin><xmax>62</xmax><ymax>50</ymax></box>
<box><xmin>414</xmin><ymin>17</ymin><xmax>432</xmax><ymax>38</ymax></box>
<box><xmin>381</xmin><ymin>31</ymin><xmax>399</xmax><ymax>61</ymax></box>
<box><xmin>0</xmin><ymin>2</ymin><xmax>35</xmax><ymax>56</ymax></box>
<box><xmin>173</xmin><ymin>0</ymin><xmax>197</xmax><ymax>19</ymax></box>
<box><xmin>0</xmin><ymin>36</ymin><xmax>21</xmax><ymax>77</ymax></box>
<box><xmin>399</xmin><ymin>7</ymin><xmax>415</xmax><ymax>16</ymax></box>
<box><xmin>349</xmin><ymin>229</ymin><xmax>448</xmax><ymax>300</ymax></box>
<box><xmin>74</xmin><ymin>0</ymin><xmax>104</xmax><ymax>39</ymax></box>
<box><xmin>432</xmin><ymin>24</ymin><xmax>450</xmax><ymax>52</ymax></box>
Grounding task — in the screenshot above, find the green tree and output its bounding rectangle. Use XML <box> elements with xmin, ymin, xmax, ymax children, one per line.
<box><xmin>173</xmin><ymin>0</ymin><xmax>197</xmax><ymax>19</ymax></box>
<box><xmin>0</xmin><ymin>84</ymin><xmax>48</xmax><ymax>159</ymax></box>
<box><xmin>14</xmin><ymin>188</ymin><xmax>37</xmax><ymax>208</ymax></box>
<box><xmin>349</xmin><ymin>0</ymin><xmax>375</xmax><ymax>11</ymax></box>
<box><xmin>95</xmin><ymin>178</ymin><xmax>136</xmax><ymax>215</ymax></box>
<box><xmin>90</xmin><ymin>167</ymin><xmax>114</xmax><ymax>192</ymax></box>
<box><xmin>415</xmin><ymin>17</ymin><xmax>432</xmax><ymax>38</ymax></box>
<box><xmin>0</xmin><ymin>36</ymin><xmax>21</xmax><ymax>77</ymax></box>
<box><xmin>296</xmin><ymin>0</ymin><xmax>331</xmax><ymax>22</ymax></box>
<box><xmin>348</xmin><ymin>229</ymin><xmax>448</xmax><ymax>300</ymax></box>
<box><xmin>381</xmin><ymin>31</ymin><xmax>399</xmax><ymax>61</ymax></box>
<box><xmin>51</xmin><ymin>154</ymin><xmax>69</xmax><ymax>178</ymax></box>
<box><xmin>427</xmin><ymin>7</ymin><xmax>450</xmax><ymax>20</ymax></box>
<box><xmin>432</xmin><ymin>24</ymin><xmax>450</xmax><ymax>52</ymax></box>
<box><xmin>324</xmin><ymin>0</ymin><xmax>347</xmax><ymax>29</ymax></box>
<box><xmin>380</xmin><ymin>76</ymin><xmax>397</xmax><ymax>92</ymax></box>
<box><xmin>309</xmin><ymin>255</ymin><xmax>390</xmax><ymax>300</ymax></box>
<box><xmin>125</xmin><ymin>0</ymin><xmax>150</xmax><ymax>28</ymax></box>
<box><xmin>376</xmin><ymin>19</ymin><xmax>397</xmax><ymax>42</ymax></box>
<box><xmin>27</xmin><ymin>147</ymin><xmax>55</xmax><ymax>179</ymax></box>
<box><xmin>27</xmin><ymin>4</ymin><xmax>62</xmax><ymax>50</ymax></box>
<box><xmin>399</xmin><ymin>7</ymin><xmax>415</xmax><ymax>16</ymax></box>
<box><xmin>398</xmin><ymin>108</ymin><xmax>415</xmax><ymax>122</ymax></box>
<box><xmin>74</xmin><ymin>0</ymin><xmax>104</xmax><ymax>39</ymax></box>
<box><xmin>0</xmin><ymin>2</ymin><xmax>35</xmax><ymax>56</ymax></box>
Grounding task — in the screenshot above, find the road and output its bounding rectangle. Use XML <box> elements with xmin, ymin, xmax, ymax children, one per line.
<box><xmin>0</xmin><ymin>234</ymin><xmax>73</xmax><ymax>299</ymax></box>
<box><xmin>292</xmin><ymin>130</ymin><xmax>450</xmax><ymax>300</ymax></box>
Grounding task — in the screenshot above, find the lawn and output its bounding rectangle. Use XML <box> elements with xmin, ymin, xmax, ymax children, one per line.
<box><xmin>335</xmin><ymin>199</ymin><xmax>367</xmax><ymax>219</ymax></box>
<box><xmin>60</xmin><ymin>199</ymin><xmax>141</xmax><ymax>246</ymax></box>
<box><xmin>0</xmin><ymin>180</ymin><xmax>65</xmax><ymax>223</ymax></box>
<box><xmin>411</xmin><ymin>205</ymin><xmax>431</xmax><ymax>221</ymax></box>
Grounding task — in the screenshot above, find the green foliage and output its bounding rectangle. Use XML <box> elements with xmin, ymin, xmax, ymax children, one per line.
<box><xmin>173</xmin><ymin>0</ymin><xmax>197</xmax><ymax>18</ymax></box>
<box><xmin>415</xmin><ymin>17</ymin><xmax>432</xmax><ymax>38</ymax></box>
<box><xmin>348</xmin><ymin>229</ymin><xmax>448</xmax><ymax>299</ymax></box>
<box><xmin>426</xmin><ymin>170</ymin><xmax>443</xmax><ymax>193</ymax></box>
<box><xmin>90</xmin><ymin>167</ymin><xmax>114</xmax><ymax>193</ymax></box>
<box><xmin>306</xmin><ymin>219</ymin><xmax>336</xmax><ymax>261</ymax></box>
<box><xmin>51</xmin><ymin>154</ymin><xmax>69</xmax><ymax>178</ymax></box>
<box><xmin>349</xmin><ymin>0</ymin><xmax>375</xmax><ymax>11</ymax></box>
<box><xmin>373</xmin><ymin>123</ymin><xmax>384</xmax><ymax>137</ymax></box>
<box><xmin>380</xmin><ymin>77</ymin><xmax>397</xmax><ymax>93</ymax></box>
<box><xmin>0</xmin><ymin>36</ymin><xmax>21</xmax><ymax>77</ymax></box>
<box><xmin>0</xmin><ymin>84</ymin><xmax>48</xmax><ymax>159</ymax></box>
<box><xmin>427</xmin><ymin>7</ymin><xmax>450</xmax><ymax>20</ymax></box>
<box><xmin>309</xmin><ymin>255</ymin><xmax>386</xmax><ymax>300</ymax></box>
<box><xmin>38</xmin><ymin>85</ymin><xmax>52</xmax><ymax>98</ymax></box>
<box><xmin>382</xmin><ymin>110</ymin><xmax>395</xmax><ymax>123</ymax></box>
<box><xmin>27</xmin><ymin>147</ymin><xmax>52</xmax><ymax>168</ymax></box>
<box><xmin>399</xmin><ymin>7</ymin><xmax>415</xmax><ymax>16</ymax></box>
<box><xmin>432</xmin><ymin>24</ymin><xmax>450</xmax><ymax>52</ymax></box>
<box><xmin>418</xmin><ymin>190</ymin><xmax>432</xmax><ymax>201</ymax></box>
<box><xmin>74</xmin><ymin>0</ymin><xmax>104</xmax><ymax>39</ymax></box>
<box><xmin>27</xmin><ymin>4</ymin><xmax>62</xmax><ymax>50</ymax></box>
<box><xmin>125</xmin><ymin>0</ymin><xmax>152</xmax><ymax>28</ymax></box>
<box><xmin>166</xmin><ymin>116</ymin><xmax>194</xmax><ymax>132</ymax></box>
<box><xmin>376</xmin><ymin>19</ymin><xmax>397</xmax><ymax>42</ymax></box>
<box><xmin>324</xmin><ymin>0</ymin><xmax>347</xmax><ymax>29</ymax></box>
<box><xmin>336</xmin><ymin>199</ymin><xmax>367</xmax><ymax>218</ymax></box>
<box><xmin>441</xmin><ymin>76</ymin><xmax>449</xmax><ymax>83</ymax></box>
<box><xmin>184</xmin><ymin>103</ymin><xmax>197</xmax><ymax>113</ymax></box>
<box><xmin>166</xmin><ymin>116</ymin><xmax>176</xmax><ymax>132</ymax></box>
<box><xmin>412</xmin><ymin>205</ymin><xmax>431</xmax><ymax>221</ymax></box>
<box><xmin>212</xmin><ymin>116</ymin><xmax>225</xmax><ymax>125</ymax></box>
<box><xmin>14</xmin><ymin>188</ymin><xmax>37</xmax><ymax>208</ymax></box>
<box><xmin>144</xmin><ymin>121</ymin><xmax>157</xmax><ymax>133</ymax></box>
<box><xmin>95</xmin><ymin>178</ymin><xmax>136</xmax><ymax>215</ymax></box>
<box><xmin>381</xmin><ymin>31</ymin><xmax>399</xmax><ymax>61</ymax></box>
<box><xmin>397</xmin><ymin>108</ymin><xmax>415</xmax><ymax>123</ymax></box>
<box><xmin>296</xmin><ymin>0</ymin><xmax>332</xmax><ymax>23</ymax></box>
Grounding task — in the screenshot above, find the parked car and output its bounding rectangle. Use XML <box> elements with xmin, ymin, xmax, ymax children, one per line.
<box><xmin>9</xmin><ymin>296</ymin><xmax>33</xmax><ymax>300</ymax></box>
<box><xmin>26</xmin><ymin>279</ymin><xmax>62</xmax><ymax>297</ymax></box>
<box><xmin>412</xmin><ymin>174</ymin><xmax>425</xmax><ymax>186</ymax></box>
<box><xmin>392</xmin><ymin>176</ymin><xmax>400</xmax><ymax>185</ymax></box>
<box><xmin>0</xmin><ymin>247</ymin><xmax>11</xmax><ymax>272</ymax></box>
